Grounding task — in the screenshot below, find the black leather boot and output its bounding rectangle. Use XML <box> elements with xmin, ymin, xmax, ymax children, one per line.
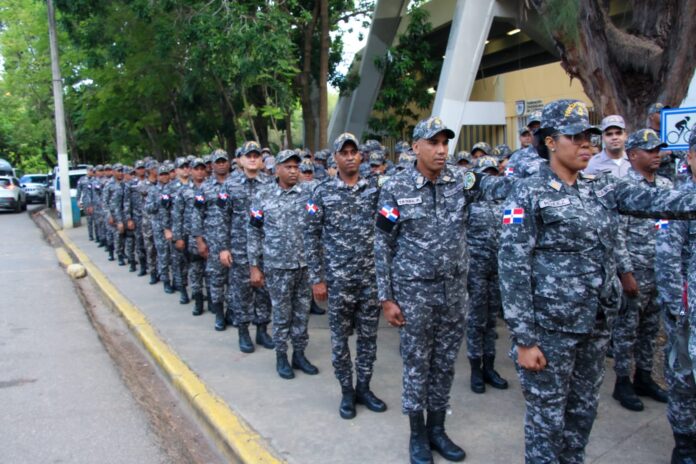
<box><xmin>108</xmin><ymin>245</ymin><xmax>115</xmax><ymax>261</ymax></box>
<box><xmin>339</xmin><ymin>384</ymin><xmax>356</xmax><ymax>419</ymax></box>
<box><xmin>238</xmin><ymin>325</ymin><xmax>255</xmax><ymax>353</ymax></box>
<box><xmin>482</xmin><ymin>354</ymin><xmax>509</xmax><ymax>389</ymax></box>
<box><xmin>634</xmin><ymin>369</ymin><xmax>668</xmax><ymax>403</ymax></box>
<box><xmin>409</xmin><ymin>412</ymin><xmax>433</xmax><ymax>464</ymax></box>
<box><xmin>469</xmin><ymin>357</ymin><xmax>485</xmax><ymax>394</ymax></box>
<box><xmin>427</xmin><ymin>409</ymin><xmax>466</xmax><ymax>462</ymax></box>
<box><xmin>276</xmin><ymin>352</ymin><xmax>294</xmax><ymax>379</ymax></box>
<box><xmin>163</xmin><ymin>280</ymin><xmax>174</xmax><ymax>294</ymax></box>
<box><xmin>225</xmin><ymin>309</ymin><xmax>237</xmax><ymax>328</ymax></box>
<box><xmin>310</xmin><ymin>300</ymin><xmax>326</xmax><ymax>315</ymax></box>
<box><xmin>613</xmin><ymin>375</ymin><xmax>644</xmax><ymax>411</ymax></box>
<box><xmin>356</xmin><ymin>380</ymin><xmax>387</xmax><ymax>412</ymax></box>
<box><xmin>179</xmin><ymin>286</ymin><xmax>190</xmax><ymax>304</ymax></box>
<box><xmin>97</xmin><ymin>239</ymin><xmax>105</xmax><ymax>248</ymax></box>
<box><xmin>255</xmin><ymin>324</ymin><xmax>274</xmax><ymax>349</ymax></box>
<box><xmin>292</xmin><ymin>350</ymin><xmax>319</xmax><ymax>375</ymax></box>
<box><xmin>129</xmin><ymin>259</ymin><xmax>137</xmax><ymax>272</ymax></box>
<box><xmin>192</xmin><ymin>293</ymin><xmax>204</xmax><ymax>316</ymax></box>
<box><xmin>117</xmin><ymin>254</ymin><xmax>126</xmax><ymax>266</ymax></box>
<box><xmin>149</xmin><ymin>270</ymin><xmax>159</xmax><ymax>285</ymax></box>
<box><xmin>214</xmin><ymin>303</ymin><xmax>226</xmax><ymax>331</ymax></box>
<box><xmin>672</xmin><ymin>433</ymin><xmax>696</xmax><ymax>464</ymax></box>
<box><xmin>137</xmin><ymin>258</ymin><xmax>147</xmax><ymax>276</ymax></box>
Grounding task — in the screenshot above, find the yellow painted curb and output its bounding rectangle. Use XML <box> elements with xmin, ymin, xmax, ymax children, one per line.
<box><xmin>43</xmin><ymin>212</ymin><xmax>283</xmax><ymax>464</ymax></box>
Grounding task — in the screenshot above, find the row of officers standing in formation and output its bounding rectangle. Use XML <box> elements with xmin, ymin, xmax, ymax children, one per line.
<box><xmin>76</xmin><ymin>98</ymin><xmax>696</xmax><ymax>464</ymax></box>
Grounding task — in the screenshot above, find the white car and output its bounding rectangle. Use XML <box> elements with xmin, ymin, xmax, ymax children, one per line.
<box><xmin>53</xmin><ymin>169</ymin><xmax>87</xmax><ymax>218</ymax></box>
<box><xmin>19</xmin><ymin>174</ymin><xmax>48</xmax><ymax>204</ymax></box>
<box><xmin>0</xmin><ymin>176</ymin><xmax>28</xmax><ymax>213</ymax></box>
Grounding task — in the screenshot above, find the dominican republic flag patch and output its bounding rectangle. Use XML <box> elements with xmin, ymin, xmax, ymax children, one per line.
<box><xmin>305</xmin><ymin>201</ymin><xmax>318</xmax><ymax>215</ymax></box>
<box><xmin>249</xmin><ymin>208</ymin><xmax>264</xmax><ymax>228</ymax></box>
<box><xmin>376</xmin><ymin>204</ymin><xmax>400</xmax><ymax>233</ymax></box>
<box><xmin>195</xmin><ymin>194</ymin><xmax>205</xmax><ymax>203</ymax></box>
<box><xmin>504</xmin><ymin>167</ymin><xmax>514</xmax><ymax>177</ymax></box>
<box><xmin>250</xmin><ymin>208</ymin><xmax>263</xmax><ymax>219</ymax></box>
<box><xmin>218</xmin><ymin>192</ymin><xmax>229</xmax><ymax>200</ymax></box>
<box><xmin>161</xmin><ymin>194</ymin><xmax>170</xmax><ymax>200</ymax></box>
<box><xmin>655</xmin><ymin>219</ymin><xmax>669</xmax><ymax>230</ymax></box>
<box><xmin>503</xmin><ymin>208</ymin><xmax>524</xmax><ymax>224</ymax></box>
<box><xmin>379</xmin><ymin>205</ymin><xmax>400</xmax><ymax>222</ymax></box>
<box><xmin>678</xmin><ymin>163</ymin><xmax>689</xmax><ymax>174</ymax></box>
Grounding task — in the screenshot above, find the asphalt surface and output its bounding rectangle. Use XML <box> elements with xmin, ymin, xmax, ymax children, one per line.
<box><xmin>61</xmin><ymin>214</ymin><xmax>675</xmax><ymax>464</ymax></box>
<box><xmin>0</xmin><ymin>206</ymin><xmax>168</xmax><ymax>464</ymax></box>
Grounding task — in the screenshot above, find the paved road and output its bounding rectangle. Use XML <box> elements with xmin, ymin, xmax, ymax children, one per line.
<box><xmin>63</xmin><ymin>212</ymin><xmax>674</xmax><ymax>464</ymax></box>
<box><xmin>0</xmin><ymin>207</ymin><xmax>167</xmax><ymax>464</ymax></box>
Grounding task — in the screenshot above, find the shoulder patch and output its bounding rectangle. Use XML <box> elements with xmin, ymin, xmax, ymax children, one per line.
<box><xmin>549</xmin><ymin>180</ymin><xmax>562</xmax><ymax>191</ymax></box>
<box><xmin>463</xmin><ymin>171</ymin><xmax>477</xmax><ymax>190</ymax></box>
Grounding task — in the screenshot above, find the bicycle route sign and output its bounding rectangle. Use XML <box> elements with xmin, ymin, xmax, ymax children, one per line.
<box><xmin>661</xmin><ymin>106</ymin><xmax>696</xmax><ymax>150</ymax></box>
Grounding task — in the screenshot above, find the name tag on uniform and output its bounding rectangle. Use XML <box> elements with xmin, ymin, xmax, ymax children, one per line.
<box><xmin>595</xmin><ymin>184</ymin><xmax>615</xmax><ymax>198</ymax></box>
<box><xmin>443</xmin><ymin>184</ymin><xmax>464</xmax><ymax>197</ymax></box>
<box><xmin>539</xmin><ymin>198</ymin><xmax>571</xmax><ymax>208</ymax></box>
<box><xmin>396</xmin><ymin>197</ymin><xmax>422</xmax><ymax>205</ymax></box>
<box><xmin>324</xmin><ymin>194</ymin><xmax>342</xmax><ymax>202</ymax></box>
<box><xmin>361</xmin><ymin>187</ymin><xmax>378</xmax><ymax>197</ymax></box>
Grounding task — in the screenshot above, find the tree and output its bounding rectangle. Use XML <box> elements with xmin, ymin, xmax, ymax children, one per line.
<box><xmin>524</xmin><ymin>0</ymin><xmax>696</xmax><ymax>130</ymax></box>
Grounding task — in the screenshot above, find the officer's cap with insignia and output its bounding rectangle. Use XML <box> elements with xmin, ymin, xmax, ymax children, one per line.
<box><xmin>625</xmin><ymin>128</ymin><xmax>668</xmax><ymax>151</ymax></box>
<box><xmin>158</xmin><ymin>165</ymin><xmax>170</xmax><ymax>175</ymax></box>
<box><xmin>191</xmin><ymin>157</ymin><xmax>206</xmax><ymax>168</ymax></box>
<box><xmin>600</xmin><ymin>114</ymin><xmax>626</xmax><ymax>132</ymax></box>
<box><xmin>211</xmin><ymin>148</ymin><xmax>229</xmax><ymax>162</ymax></box>
<box><xmin>648</xmin><ymin>102</ymin><xmax>669</xmax><ymax>115</ymax></box>
<box><xmin>299</xmin><ymin>159</ymin><xmax>315</xmax><ymax>173</ymax></box>
<box><xmin>333</xmin><ymin>132</ymin><xmax>360</xmax><ymax>153</ymax></box>
<box><xmin>689</xmin><ymin>129</ymin><xmax>696</xmax><ymax>151</ymax></box>
<box><xmin>395</xmin><ymin>140</ymin><xmax>411</xmax><ymax>154</ymax></box>
<box><xmin>276</xmin><ymin>149</ymin><xmax>302</xmax><ymax>164</ymax></box>
<box><xmin>175</xmin><ymin>157</ymin><xmax>189</xmax><ymax>168</ymax></box>
<box><xmin>412</xmin><ymin>116</ymin><xmax>455</xmax><ymax>141</ymax></box>
<box><xmin>541</xmin><ymin>99</ymin><xmax>601</xmax><ymax>136</ymax></box>
<box><xmin>474</xmin><ymin>155</ymin><xmax>499</xmax><ymax>174</ymax></box>
<box><xmin>471</xmin><ymin>142</ymin><xmax>492</xmax><ymax>156</ymax></box>
<box><xmin>241</xmin><ymin>141</ymin><xmax>262</xmax><ymax>156</ymax></box>
<box><xmin>135</xmin><ymin>160</ymin><xmax>145</xmax><ymax>169</ymax></box>
<box><xmin>369</xmin><ymin>150</ymin><xmax>386</xmax><ymax>166</ymax></box>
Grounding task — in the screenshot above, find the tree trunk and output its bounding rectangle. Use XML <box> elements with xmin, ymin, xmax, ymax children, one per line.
<box><xmin>529</xmin><ymin>0</ymin><xmax>696</xmax><ymax>131</ymax></box>
<box><xmin>318</xmin><ymin>0</ymin><xmax>329</xmax><ymax>149</ymax></box>
<box><xmin>285</xmin><ymin>110</ymin><xmax>293</xmax><ymax>148</ymax></box>
<box><xmin>300</xmin><ymin>1</ymin><xmax>320</xmax><ymax>151</ymax></box>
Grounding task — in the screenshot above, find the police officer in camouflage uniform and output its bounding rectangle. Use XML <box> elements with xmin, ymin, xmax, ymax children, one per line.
<box><xmin>191</xmin><ymin>149</ymin><xmax>231</xmax><ymax>331</ymax></box>
<box><xmin>99</xmin><ymin>164</ymin><xmax>113</xmax><ymax>251</ymax></box>
<box><xmin>173</xmin><ymin>157</ymin><xmax>208</xmax><ymax>315</ymax></box>
<box><xmin>612</xmin><ymin>129</ymin><xmax>670</xmax><ymax>411</ymax></box>
<box><xmin>77</xmin><ymin>166</ymin><xmax>95</xmax><ymax>240</ymax></box>
<box><xmin>103</xmin><ymin>164</ymin><xmax>123</xmax><ymax>263</ymax></box>
<box><xmin>304</xmin><ymin>132</ymin><xmax>386</xmax><ymax>420</ymax></box>
<box><xmin>146</xmin><ymin>164</ymin><xmax>174</xmax><ymax>294</ymax></box>
<box><xmin>506</xmin><ymin>111</ymin><xmax>545</xmax><ymax>178</ymax></box>
<box><xmin>375</xmin><ymin>116</ymin><xmax>511</xmax><ymax>464</ymax></box>
<box><xmin>167</xmin><ymin>157</ymin><xmax>192</xmax><ymax>304</ymax></box>
<box><xmin>92</xmin><ymin>165</ymin><xmax>106</xmax><ymax>246</ymax></box>
<box><xmin>108</xmin><ymin>164</ymin><xmax>128</xmax><ymax>266</ymax></box>
<box><xmin>248</xmin><ymin>149</ymin><xmax>318</xmax><ymax>379</ymax></box>
<box><xmin>313</xmin><ymin>149</ymin><xmax>329</xmax><ymax>181</ymax></box>
<box><xmin>141</xmin><ymin>161</ymin><xmax>160</xmax><ymax>284</ymax></box>
<box><xmin>498</xmin><ymin>100</ymin><xmax>696</xmax><ymax>464</ymax></box>
<box><xmin>465</xmin><ymin>156</ymin><xmax>508</xmax><ymax>395</ymax></box>
<box><xmin>125</xmin><ymin>160</ymin><xmax>148</xmax><ymax>275</ymax></box>
<box><xmin>655</xmin><ymin>129</ymin><xmax>696</xmax><ymax>464</ymax></box>
<box><xmin>216</xmin><ymin>141</ymin><xmax>273</xmax><ymax>352</ymax></box>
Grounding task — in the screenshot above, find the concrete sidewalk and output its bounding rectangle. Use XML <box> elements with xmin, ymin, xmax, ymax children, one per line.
<box><xmin>61</xmin><ymin>223</ymin><xmax>672</xmax><ymax>464</ymax></box>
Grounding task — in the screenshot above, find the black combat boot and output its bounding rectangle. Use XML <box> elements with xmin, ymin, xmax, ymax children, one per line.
<box><xmin>672</xmin><ymin>433</ymin><xmax>696</xmax><ymax>464</ymax></box>
<box><xmin>339</xmin><ymin>384</ymin><xmax>356</xmax><ymax>419</ymax></box>
<box><xmin>108</xmin><ymin>245</ymin><xmax>115</xmax><ymax>261</ymax></box>
<box><xmin>469</xmin><ymin>357</ymin><xmax>485</xmax><ymax>394</ymax></box>
<box><xmin>613</xmin><ymin>375</ymin><xmax>644</xmax><ymax>411</ymax></box>
<box><xmin>117</xmin><ymin>254</ymin><xmax>126</xmax><ymax>266</ymax></box>
<box><xmin>238</xmin><ymin>324</ymin><xmax>255</xmax><ymax>353</ymax></box>
<box><xmin>276</xmin><ymin>352</ymin><xmax>294</xmax><ymax>379</ymax></box>
<box><xmin>163</xmin><ymin>280</ymin><xmax>174</xmax><ymax>294</ymax></box>
<box><xmin>129</xmin><ymin>259</ymin><xmax>137</xmax><ymax>272</ymax></box>
<box><xmin>482</xmin><ymin>354</ymin><xmax>509</xmax><ymax>389</ymax></box>
<box><xmin>255</xmin><ymin>324</ymin><xmax>274</xmax><ymax>349</ymax></box>
<box><xmin>179</xmin><ymin>286</ymin><xmax>190</xmax><ymax>304</ymax></box>
<box><xmin>214</xmin><ymin>303</ymin><xmax>226</xmax><ymax>331</ymax></box>
<box><xmin>633</xmin><ymin>368</ymin><xmax>668</xmax><ymax>403</ymax></box>
<box><xmin>149</xmin><ymin>270</ymin><xmax>159</xmax><ymax>285</ymax></box>
<box><xmin>137</xmin><ymin>258</ymin><xmax>147</xmax><ymax>276</ymax></box>
<box><xmin>225</xmin><ymin>309</ymin><xmax>237</xmax><ymax>328</ymax></box>
<box><xmin>356</xmin><ymin>380</ymin><xmax>387</xmax><ymax>412</ymax></box>
<box><xmin>409</xmin><ymin>412</ymin><xmax>434</xmax><ymax>464</ymax></box>
<box><xmin>310</xmin><ymin>300</ymin><xmax>326</xmax><ymax>315</ymax></box>
<box><xmin>97</xmin><ymin>239</ymin><xmax>105</xmax><ymax>248</ymax></box>
<box><xmin>291</xmin><ymin>350</ymin><xmax>319</xmax><ymax>375</ymax></box>
<box><xmin>192</xmin><ymin>293</ymin><xmax>204</xmax><ymax>316</ymax></box>
<box><xmin>427</xmin><ymin>410</ymin><xmax>466</xmax><ymax>462</ymax></box>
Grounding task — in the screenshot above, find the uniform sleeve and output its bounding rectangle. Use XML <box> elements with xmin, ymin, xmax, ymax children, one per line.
<box><xmin>498</xmin><ymin>181</ymin><xmax>538</xmax><ymax>347</ymax></box>
<box><xmin>161</xmin><ymin>187</ymin><xmax>173</xmax><ymax>230</ymax></box>
<box><xmin>171</xmin><ymin>190</ymin><xmax>185</xmax><ymax>242</ymax></box>
<box><xmin>303</xmin><ymin>188</ymin><xmax>325</xmax><ymax>285</ymax></box>
<box><xmin>190</xmin><ymin>188</ymin><xmax>205</xmax><ymax>238</ymax></box>
<box><xmin>123</xmin><ymin>185</ymin><xmax>133</xmax><ymax>222</ymax></box>
<box><xmin>246</xmin><ymin>192</ymin><xmax>264</xmax><ymax>267</ymax></box>
<box><xmin>614</xmin><ymin>215</ymin><xmax>633</xmax><ymax>274</ymax></box>
<box><xmin>615</xmin><ymin>180</ymin><xmax>696</xmax><ymax>219</ymax></box>
<box><xmin>218</xmin><ymin>184</ymin><xmax>233</xmax><ymax>252</ymax></box>
<box><xmin>656</xmin><ymin>219</ymin><xmax>689</xmax><ymax>317</ymax></box>
<box><xmin>374</xmin><ymin>185</ymin><xmax>399</xmax><ymax>302</ymax></box>
<box><xmin>110</xmin><ymin>186</ymin><xmax>123</xmax><ymax>223</ymax></box>
<box><xmin>477</xmin><ymin>174</ymin><xmax>514</xmax><ymax>201</ymax></box>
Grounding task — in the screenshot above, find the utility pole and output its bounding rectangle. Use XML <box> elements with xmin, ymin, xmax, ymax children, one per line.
<box><xmin>46</xmin><ymin>0</ymin><xmax>73</xmax><ymax>228</ymax></box>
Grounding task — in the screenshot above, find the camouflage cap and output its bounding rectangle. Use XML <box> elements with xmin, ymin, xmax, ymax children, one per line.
<box><xmin>186</xmin><ymin>154</ymin><xmax>195</xmax><ymax>162</ymax></box>
<box><xmin>333</xmin><ymin>132</ymin><xmax>360</xmax><ymax>153</ymax></box>
<box><xmin>456</xmin><ymin>150</ymin><xmax>472</xmax><ymax>164</ymax></box>
<box><xmin>158</xmin><ymin>165</ymin><xmax>170</xmax><ymax>175</ymax></box>
<box><xmin>495</xmin><ymin>144</ymin><xmax>512</xmax><ymax>158</ymax></box>
<box><xmin>203</xmin><ymin>155</ymin><xmax>211</xmax><ymax>164</ymax></box>
<box><xmin>690</xmin><ymin>129</ymin><xmax>696</xmax><ymax>150</ymax></box>
<box><xmin>276</xmin><ymin>149</ymin><xmax>302</xmax><ymax>164</ymax></box>
<box><xmin>191</xmin><ymin>157</ymin><xmax>206</xmax><ymax>168</ymax></box>
<box><xmin>394</xmin><ymin>140</ymin><xmax>411</xmax><ymax>154</ymax></box>
<box><xmin>369</xmin><ymin>150</ymin><xmax>386</xmax><ymax>166</ymax></box>
<box><xmin>241</xmin><ymin>141</ymin><xmax>262</xmax><ymax>156</ymax></box>
<box><xmin>145</xmin><ymin>160</ymin><xmax>159</xmax><ymax>170</ymax></box>
<box><xmin>211</xmin><ymin>149</ymin><xmax>229</xmax><ymax>162</ymax></box>
<box><xmin>527</xmin><ymin>110</ymin><xmax>542</xmax><ymax>125</ymax></box>
<box><xmin>398</xmin><ymin>151</ymin><xmax>416</xmax><ymax>166</ymax></box>
<box><xmin>541</xmin><ymin>99</ymin><xmax>601</xmax><ymax>135</ymax></box>
<box><xmin>261</xmin><ymin>147</ymin><xmax>272</xmax><ymax>155</ymax></box>
<box><xmin>600</xmin><ymin>114</ymin><xmax>626</xmax><ymax>131</ymax></box>
<box><xmin>326</xmin><ymin>154</ymin><xmax>337</xmax><ymax>168</ymax></box>
<box><xmin>175</xmin><ymin>157</ymin><xmax>189</xmax><ymax>168</ymax></box>
<box><xmin>112</xmin><ymin>163</ymin><xmax>124</xmax><ymax>172</ymax></box>
<box><xmin>365</xmin><ymin>139</ymin><xmax>382</xmax><ymax>152</ymax></box>
<box><xmin>648</xmin><ymin>102</ymin><xmax>669</xmax><ymax>115</ymax></box>
<box><xmin>314</xmin><ymin>149</ymin><xmax>328</xmax><ymax>161</ymax></box>
<box><xmin>134</xmin><ymin>160</ymin><xmax>145</xmax><ymax>169</ymax></box>
<box><xmin>104</xmin><ymin>164</ymin><xmax>113</xmax><ymax>170</ymax></box>
<box><xmin>126</xmin><ymin>165</ymin><xmax>135</xmax><ymax>174</ymax></box>
<box><xmin>265</xmin><ymin>156</ymin><xmax>276</xmax><ymax>170</ymax></box>
<box><xmin>518</xmin><ymin>126</ymin><xmax>532</xmax><ymax>135</ymax></box>
<box><xmin>474</xmin><ymin>155</ymin><xmax>499</xmax><ymax>173</ymax></box>
<box><xmin>625</xmin><ymin>128</ymin><xmax>668</xmax><ymax>151</ymax></box>
<box><xmin>300</xmin><ymin>148</ymin><xmax>312</xmax><ymax>159</ymax></box>
<box><xmin>471</xmin><ymin>142</ymin><xmax>492</xmax><ymax>156</ymax></box>
<box><xmin>95</xmin><ymin>164</ymin><xmax>104</xmax><ymax>171</ymax></box>
<box><xmin>299</xmin><ymin>159</ymin><xmax>315</xmax><ymax>173</ymax></box>
<box><xmin>412</xmin><ymin>116</ymin><xmax>455</xmax><ymax>141</ymax></box>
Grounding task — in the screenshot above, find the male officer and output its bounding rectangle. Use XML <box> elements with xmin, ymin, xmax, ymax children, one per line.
<box><xmin>585</xmin><ymin>115</ymin><xmax>631</xmax><ymax>177</ymax></box>
<box><xmin>104</xmin><ymin>164</ymin><xmax>125</xmax><ymax>263</ymax></box>
<box><xmin>248</xmin><ymin>149</ymin><xmax>318</xmax><ymax>379</ymax></box>
<box><xmin>141</xmin><ymin>161</ymin><xmax>160</xmax><ymax>283</ymax></box>
<box><xmin>375</xmin><ymin>116</ymin><xmax>510</xmax><ymax>464</ymax></box>
<box><xmin>304</xmin><ymin>132</ymin><xmax>386</xmax><ymax>419</ymax></box>
<box><xmin>125</xmin><ymin>160</ymin><xmax>148</xmax><ymax>274</ymax></box>
<box><xmin>167</xmin><ymin>157</ymin><xmax>193</xmax><ymax>304</ymax></box>
<box><xmin>146</xmin><ymin>164</ymin><xmax>174</xmax><ymax>293</ymax></box>
<box><xmin>77</xmin><ymin>166</ymin><xmax>95</xmax><ymax>240</ymax></box>
<box><xmin>506</xmin><ymin>111</ymin><xmax>545</xmax><ymax>178</ymax></box>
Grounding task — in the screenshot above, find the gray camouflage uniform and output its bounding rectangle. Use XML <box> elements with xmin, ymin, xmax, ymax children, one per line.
<box><xmin>140</xmin><ymin>175</ymin><xmax>159</xmax><ymax>275</ymax></box>
<box><xmin>172</xmin><ymin>178</ymin><xmax>206</xmax><ymax>296</ymax></box>
<box><xmin>145</xmin><ymin>176</ymin><xmax>171</xmax><ymax>281</ymax></box>
<box><xmin>166</xmin><ymin>178</ymin><xmax>190</xmax><ymax>291</ymax></box>
<box><xmin>506</xmin><ymin>145</ymin><xmax>545</xmax><ymax>179</ymax></box>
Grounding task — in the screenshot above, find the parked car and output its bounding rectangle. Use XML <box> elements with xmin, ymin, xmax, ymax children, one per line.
<box><xmin>0</xmin><ymin>176</ymin><xmax>28</xmax><ymax>213</ymax></box>
<box><xmin>53</xmin><ymin>169</ymin><xmax>86</xmax><ymax>218</ymax></box>
<box><xmin>19</xmin><ymin>174</ymin><xmax>48</xmax><ymax>204</ymax></box>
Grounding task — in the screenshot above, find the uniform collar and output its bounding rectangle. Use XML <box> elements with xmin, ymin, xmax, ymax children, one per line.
<box><xmin>334</xmin><ymin>174</ymin><xmax>368</xmax><ymax>191</ymax></box>
<box><xmin>409</xmin><ymin>164</ymin><xmax>456</xmax><ymax>189</ymax></box>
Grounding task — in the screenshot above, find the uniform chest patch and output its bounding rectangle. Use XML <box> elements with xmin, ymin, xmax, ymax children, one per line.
<box><xmin>655</xmin><ymin>219</ymin><xmax>669</xmax><ymax>230</ymax></box>
<box><xmin>503</xmin><ymin>208</ymin><xmax>525</xmax><ymax>224</ymax></box>
<box><xmin>396</xmin><ymin>197</ymin><xmax>422</xmax><ymax>206</ymax></box>
<box><xmin>539</xmin><ymin>198</ymin><xmax>571</xmax><ymax>209</ymax></box>
<box><xmin>595</xmin><ymin>184</ymin><xmax>615</xmax><ymax>198</ymax></box>
<box><xmin>324</xmin><ymin>195</ymin><xmax>341</xmax><ymax>202</ymax></box>
<box><xmin>361</xmin><ymin>187</ymin><xmax>378</xmax><ymax>197</ymax></box>
<box><xmin>444</xmin><ymin>184</ymin><xmax>463</xmax><ymax>197</ymax></box>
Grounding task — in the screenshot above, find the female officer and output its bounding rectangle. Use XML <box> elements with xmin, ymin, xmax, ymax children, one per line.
<box><xmin>498</xmin><ymin>99</ymin><xmax>696</xmax><ymax>464</ymax></box>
